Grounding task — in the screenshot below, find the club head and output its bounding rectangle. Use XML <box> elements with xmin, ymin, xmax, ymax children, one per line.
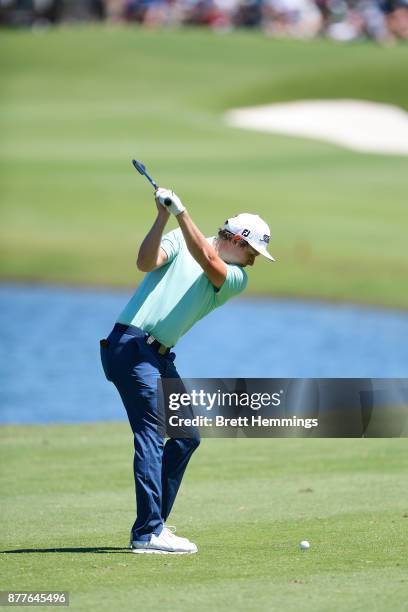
<box><xmin>132</xmin><ymin>159</ymin><xmax>145</xmax><ymax>175</ymax></box>
<box><xmin>132</xmin><ymin>158</ymin><xmax>159</xmax><ymax>190</ymax></box>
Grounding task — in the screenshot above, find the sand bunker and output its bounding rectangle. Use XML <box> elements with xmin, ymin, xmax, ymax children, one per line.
<box><xmin>225</xmin><ymin>100</ymin><xmax>408</xmax><ymax>155</ymax></box>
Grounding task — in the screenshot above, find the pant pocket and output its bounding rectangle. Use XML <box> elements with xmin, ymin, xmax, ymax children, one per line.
<box><xmin>100</xmin><ymin>339</ymin><xmax>113</xmax><ymax>381</ymax></box>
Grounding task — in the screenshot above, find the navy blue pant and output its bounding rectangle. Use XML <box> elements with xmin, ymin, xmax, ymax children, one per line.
<box><xmin>101</xmin><ymin>324</ymin><xmax>200</xmax><ymax>542</ymax></box>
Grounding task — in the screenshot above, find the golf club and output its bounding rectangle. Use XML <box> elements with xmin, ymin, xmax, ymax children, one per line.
<box><xmin>132</xmin><ymin>159</ymin><xmax>172</xmax><ymax>206</ymax></box>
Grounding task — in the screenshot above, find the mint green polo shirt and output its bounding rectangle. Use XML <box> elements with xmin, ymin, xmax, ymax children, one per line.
<box><xmin>116</xmin><ymin>228</ymin><xmax>248</xmax><ymax>347</ymax></box>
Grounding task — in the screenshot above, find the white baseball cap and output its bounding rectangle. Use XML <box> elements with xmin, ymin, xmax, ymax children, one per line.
<box><xmin>223</xmin><ymin>213</ymin><xmax>275</xmax><ymax>261</ymax></box>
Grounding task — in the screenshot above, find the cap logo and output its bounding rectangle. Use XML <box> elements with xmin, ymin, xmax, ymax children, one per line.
<box><xmin>261</xmin><ymin>234</ymin><xmax>270</xmax><ymax>244</ymax></box>
<box><xmin>241</xmin><ymin>229</ymin><xmax>250</xmax><ymax>237</ymax></box>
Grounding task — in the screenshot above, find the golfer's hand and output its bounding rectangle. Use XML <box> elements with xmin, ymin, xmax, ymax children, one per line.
<box><xmin>155</xmin><ymin>191</ymin><xmax>170</xmax><ymax>219</ymax></box>
<box><xmin>156</xmin><ymin>187</ymin><xmax>186</xmax><ymax>216</ymax></box>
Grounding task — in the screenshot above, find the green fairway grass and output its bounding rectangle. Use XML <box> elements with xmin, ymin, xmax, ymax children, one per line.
<box><xmin>1</xmin><ymin>423</ymin><xmax>408</xmax><ymax>611</ymax></box>
<box><xmin>1</xmin><ymin>28</ymin><xmax>408</xmax><ymax>307</ymax></box>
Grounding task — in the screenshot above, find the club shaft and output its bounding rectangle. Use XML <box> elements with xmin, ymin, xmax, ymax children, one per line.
<box><xmin>132</xmin><ymin>159</ymin><xmax>159</xmax><ymax>190</ymax></box>
<box><xmin>143</xmin><ymin>170</ymin><xmax>158</xmax><ymax>191</ymax></box>
<box><xmin>132</xmin><ymin>160</ymin><xmax>172</xmax><ymax>206</ymax></box>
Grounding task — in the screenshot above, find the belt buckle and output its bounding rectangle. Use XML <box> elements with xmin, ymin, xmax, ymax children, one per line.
<box><xmin>146</xmin><ymin>333</ymin><xmax>168</xmax><ymax>355</ymax></box>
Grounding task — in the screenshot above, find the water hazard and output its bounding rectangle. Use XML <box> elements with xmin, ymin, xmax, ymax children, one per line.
<box><xmin>1</xmin><ymin>284</ymin><xmax>407</xmax><ymax>424</ymax></box>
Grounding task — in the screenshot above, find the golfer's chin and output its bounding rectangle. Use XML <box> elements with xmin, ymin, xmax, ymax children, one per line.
<box><xmin>221</xmin><ymin>255</ymin><xmax>248</xmax><ymax>267</ymax></box>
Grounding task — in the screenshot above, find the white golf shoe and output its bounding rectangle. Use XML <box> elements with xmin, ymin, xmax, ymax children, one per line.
<box><xmin>162</xmin><ymin>525</ymin><xmax>190</xmax><ymax>542</ymax></box>
<box><xmin>130</xmin><ymin>527</ymin><xmax>198</xmax><ymax>555</ymax></box>
<box><xmin>129</xmin><ymin>525</ymin><xmax>190</xmax><ymax>548</ymax></box>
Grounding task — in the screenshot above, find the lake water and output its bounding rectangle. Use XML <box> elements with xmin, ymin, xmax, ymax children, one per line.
<box><xmin>1</xmin><ymin>284</ymin><xmax>407</xmax><ymax>424</ymax></box>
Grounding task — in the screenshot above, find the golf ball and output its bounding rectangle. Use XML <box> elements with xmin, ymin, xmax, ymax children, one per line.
<box><xmin>299</xmin><ymin>540</ymin><xmax>310</xmax><ymax>550</ymax></box>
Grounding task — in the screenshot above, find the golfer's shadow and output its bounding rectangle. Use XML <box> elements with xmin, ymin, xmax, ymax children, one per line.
<box><xmin>1</xmin><ymin>547</ymin><xmax>129</xmax><ymax>554</ymax></box>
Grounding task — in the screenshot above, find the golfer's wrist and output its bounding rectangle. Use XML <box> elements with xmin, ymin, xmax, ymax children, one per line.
<box><xmin>174</xmin><ymin>205</ymin><xmax>186</xmax><ymax>217</ymax></box>
<box><xmin>157</xmin><ymin>208</ymin><xmax>170</xmax><ymax>219</ymax></box>
<box><xmin>155</xmin><ymin>211</ymin><xmax>170</xmax><ymax>228</ymax></box>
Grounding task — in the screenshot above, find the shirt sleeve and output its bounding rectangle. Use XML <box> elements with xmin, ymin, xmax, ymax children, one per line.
<box><xmin>215</xmin><ymin>264</ymin><xmax>248</xmax><ymax>305</ymax></box>
<box><xmin>160</xmin><ymin>228</ymin><xmax>182</xmax><ymax>263</ymax></box>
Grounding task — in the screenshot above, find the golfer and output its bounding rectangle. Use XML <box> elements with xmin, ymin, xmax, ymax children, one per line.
<box><xmin>100</xmin><ymin>187</ymin><xmax>274</xmax><ymax>554</ymax></box>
